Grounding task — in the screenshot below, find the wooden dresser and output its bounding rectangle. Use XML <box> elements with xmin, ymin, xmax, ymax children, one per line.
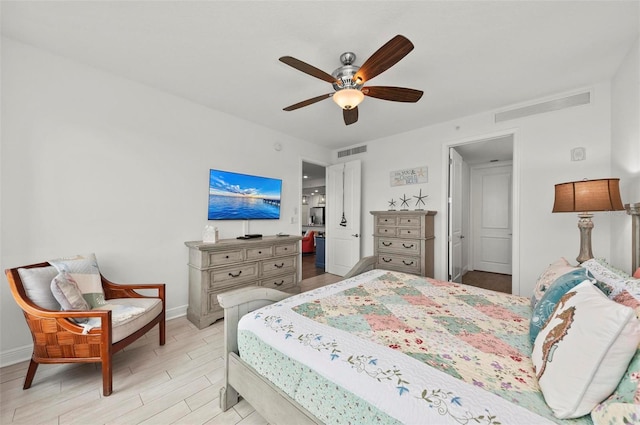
<box><xmin>185</xmin><ymin>235</ymin><xmax>302</xmax><ymax>329</ymax></box>
<box><xmin>370</xmin><ymin>210</ymin><xmax>437</xmax><ymax>277</ymax></box>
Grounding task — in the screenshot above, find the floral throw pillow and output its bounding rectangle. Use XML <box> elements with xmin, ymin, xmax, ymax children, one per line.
<box><xmin>530</xmin><ymin>258</ymin><xmax>578</xmax><ymax>308</ymax></box>
<box><xmin>591</xmin><ymin>278</ymin><xmax>640</xmax><ymax>424</ymax></box>
<box><xmin>581</xmin><ymin>258</ymin><xmax>631</xmax><ymax>297</ymax></box>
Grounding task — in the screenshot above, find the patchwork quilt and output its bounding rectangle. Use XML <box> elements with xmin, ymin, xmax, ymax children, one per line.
<box><xmin>237</xmin><ymin>269</ymin><xmax>592</xmax><ymax>424</ymax></box>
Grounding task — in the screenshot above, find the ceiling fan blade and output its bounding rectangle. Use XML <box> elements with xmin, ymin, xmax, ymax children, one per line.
<box><xmin>279</xmin><ymin>56</ymin><xmax>337</xmax><ymax>84</ymax></box>
<box><xmin>353</xmin><ymin>35</ymin><xmax>414</xmax><ymax>84</ymax></box>
<box><xmin>362</xmin><ymin>86</ymin><xmax>423</xmax><ymax>103</ymax></box>
<box><xmin>283</xmin><ymin>93</ymin><xmax>333</xmax><ymax>111</ymax></box>
<box><xmin>343</xmin><ymin>107</ymin><xmax>358</xmax><ymax>125</ymax></box>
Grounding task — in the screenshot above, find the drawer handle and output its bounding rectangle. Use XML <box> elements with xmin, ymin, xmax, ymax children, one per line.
<box><xmin>284</xmin><ymin>247</ymin><xmax>288</xmax><ymax>251</ymax></box>
<box><xmin>402</xmin><ymin>243</ymin><xmax>414</xmax><ymax>249</ymax></box>
<box><xmin>274</xmin><ymin>280</ymin><xmax>284</xmax><ymax>286</ymax></box>
<box><xmin>383</xmin><ymin>229</ymin><xmax>388</xmax><ymax>233</ymax></box>
<box><xmin>382</xmin><ymin>257</ymin><xmax>392</xmax><ymax>263</ymax></box>
<box><xmin>403</xmin><ymin>260</ymin><xmax>414</xmax><ymax>266</ymax></box>
<box><xmin>274</xmin><ymin>263</ymin><xmax>285</xmax><ymax>269</ymax></box>
<box><xmin>228</xmin><ymin>271</ymin><xmax>242</xmax><ymax>278</ymax></box>
<box><xmin>225</xmin><ymin>255</ymin><xmax>229</xmax><ymax>259</ymax></box>
<box><xmin>407</xmin><ymin>219</ymin><xmax>412</xmax><ymax>222</ymax></box>
<box><xmin>407</xmin><ymin>231</ymin><xmax>412</xmax><ymax>234</ymax></box>
<box><xmin>258</xmin><ymin>251</ymin><xmax>262</xmax><ymax>254</ymax></box>
<box><xmin>382</xmin><ymin>242</ymin><xmax>392</xmax><ymax>247</ymax></box>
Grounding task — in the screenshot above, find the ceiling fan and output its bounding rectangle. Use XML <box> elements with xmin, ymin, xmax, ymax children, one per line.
<box><xmin>279</xmin><ymin>35</ymin><xmax>423</xmax><ymax>126</ymax></box>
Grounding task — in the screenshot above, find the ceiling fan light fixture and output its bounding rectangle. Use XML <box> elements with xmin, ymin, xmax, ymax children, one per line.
<box><xmin>332</xmin><ymin>88</ymin><xmax>364</xmax><ymax>110</ymax></box>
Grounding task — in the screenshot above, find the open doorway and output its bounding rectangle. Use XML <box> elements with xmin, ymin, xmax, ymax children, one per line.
<box><xmin>302</xmin><ymin>161</ymin><xmax>327</xmax><ymax>279</ymax></box>
<box><xmin>448</xmin><ymin>135</ymin><xmax>514</xmax><ymax>294</ymax></box>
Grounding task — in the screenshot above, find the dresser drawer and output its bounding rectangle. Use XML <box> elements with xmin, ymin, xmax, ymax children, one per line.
<box><xmin>377</xmin><ymin>254</ymin><xmax>421</xmax><ymax>274</ymax></box>
<box><xmin>275</xmin><ymin>243</ymin><xmax>297</xmax><ymax>256</ymax></box>
<box><xmin>376</xmin><ymin>226</ymin><xmax>397</xmax><ymax>237</ymax></box>
<box><xmin>376</xmin><ymin>216</ymin><xmax>398</xmax><ymax>226</ymax></box>
<box><xmin>261</xmin><ymin>273</ymin><xmax>296</xmax><ymax>290</ymax></box>
<box><xmin>377</xmin><ymin>238</ymin><xmax>420</xmax><ymax>255</ymax></box>
<box><xmin>398</xmin><ymin>228</ymin><xmax>421</xmax><ymax>238</ymax></box>
<box><xmin>209</xmin><ymin>262</ymin><xmax>259</xmax><ymax>287</ymax></box>
<box><xmin>246</xmin><ymin>246</ymin><xmax>273</xmax><ymax>260</ymax></box>
<box><xmin>398</xmin><ymin>216</ymin><xmax>421</xmax><ymax>227</ymax></box>
<box><xmin>261</xmin><ymin>256</ymin><xmax>296</xmax><ymax>276</ymax></box>
<box><xmin>209</xmin><ymin>249</ymin><xmax>244</xmax><ymax>266</ymax></box>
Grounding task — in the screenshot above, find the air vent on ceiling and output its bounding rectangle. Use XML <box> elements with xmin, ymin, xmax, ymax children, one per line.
<box><xmin>337</xmin><ymin>145</ymin><xmax>367</xmax><ymax>158</ymax></box>
<box><xmin>495</xmin><ymin>91</ymin><xmax>591</xmax><ymax>123</ymax></box>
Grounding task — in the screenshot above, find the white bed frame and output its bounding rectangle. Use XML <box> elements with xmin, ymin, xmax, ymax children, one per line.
<box><xmin>217</xmin><ymin>206</ymin><xmax>640</xmax><ymax>425</ymax></box>
<box><xmin>217</xmin><ymin>255</ymin><xmax>376</xmax><ymax>425</ymax></box>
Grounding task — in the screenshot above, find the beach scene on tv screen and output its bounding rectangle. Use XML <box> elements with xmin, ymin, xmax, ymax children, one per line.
<box><xmin>208</xmin><ymin>169</ymin><xmax>282</xmax><ymax>220</ymax></box>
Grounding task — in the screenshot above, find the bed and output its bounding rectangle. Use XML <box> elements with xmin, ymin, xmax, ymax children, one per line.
<box><xmin>217</xmin><ymin>203</ymin><xmax>640</xmax><ymax>425</ymax></box>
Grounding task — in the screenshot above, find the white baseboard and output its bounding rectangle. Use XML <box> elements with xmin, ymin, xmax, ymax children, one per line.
<box><xmin>0</xmin><ymin>304</ymin><xmax>189</xmax><ymax>368</ymax></box>
<box><xmin>0</xmin><ymin>344</ymin><xmax>33</xmax><ymax>368</ymax></box>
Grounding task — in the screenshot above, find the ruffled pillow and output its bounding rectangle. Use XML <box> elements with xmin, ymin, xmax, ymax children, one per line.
<box><xmin>50</xmin><ymin>270</ymin><xmax>91</xmax><ymax>311</ymax></box>
<box><xmin>49</xmin><ymin>253</ymin><xmax>106</xmax><ymax>308</ymax></box>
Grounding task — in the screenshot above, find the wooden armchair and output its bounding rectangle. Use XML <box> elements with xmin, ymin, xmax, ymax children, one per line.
<box><xmin>5</xmin><ymin>261</ymin><xmax>166</xmax><ymax>396</ymax></box>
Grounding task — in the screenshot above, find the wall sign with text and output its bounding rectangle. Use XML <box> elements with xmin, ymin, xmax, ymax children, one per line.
<box><xmin>390</xmin><ymin>166</ymin><xmax>428</xmax><ymax>187</ymax></box>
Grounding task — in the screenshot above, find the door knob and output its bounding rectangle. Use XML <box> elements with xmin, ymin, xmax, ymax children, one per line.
<box><xmin>352</xmin><ymin>234</ymin><xmax>359</xmax><ymax>238</ymax></box>
<box><xmin>460</xmin><ymin>235</ymin><xmax>465</xmax><ymax>239</ymax></box>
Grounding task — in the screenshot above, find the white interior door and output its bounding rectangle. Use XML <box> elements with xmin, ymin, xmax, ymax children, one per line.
<box><xmin>326</xmin><ymin>160</ymin><xmax>361</xmax><ymax>276</ymax></box>
<box><xmin>448</xmin><ymin>148</ymin><xmax>463</xmax><ymax>282</ymax></box>
<box><xmin>471</xmin><ymin>164</ymin><xmax>512</xmax><ymax>274</ymax></box>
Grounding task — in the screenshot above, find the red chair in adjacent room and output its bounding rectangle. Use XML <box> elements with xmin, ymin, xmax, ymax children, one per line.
<box><xmin>302</xmin><ymin>231</ymin><xmax>315</xmax><ymax>254</ymax></box>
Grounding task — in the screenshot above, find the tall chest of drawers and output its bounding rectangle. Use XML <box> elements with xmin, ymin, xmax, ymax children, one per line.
<box><xmin>185</xmin><ymin>236</ymin><xmax>302</xmax><ymax>329</ymax></box>
<box><xmin>370</xmin><ymin>210</ymin><xmax>437</xmax><ymax>277</ymax></box>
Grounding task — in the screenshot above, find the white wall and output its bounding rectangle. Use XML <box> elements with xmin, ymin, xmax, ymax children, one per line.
<box><xmin>610</xmin><ymin>37</ymin><xmax>640</xmax><ymax>272</ymax></box>
<box><xmin>0</xmin><ymin>38</ymin><xmax>331</xmax><ymax>362</ymax></box>
<box><xmin>336</xmin><ymin>82</ymin><xmax>616</xmax><ymax>297</ymax></box>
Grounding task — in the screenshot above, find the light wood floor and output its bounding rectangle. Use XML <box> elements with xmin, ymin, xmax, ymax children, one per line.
<box><xmin>0</xmin><ymin>274</ymin><xmax>342</xmax><ymax>425</ymax></box>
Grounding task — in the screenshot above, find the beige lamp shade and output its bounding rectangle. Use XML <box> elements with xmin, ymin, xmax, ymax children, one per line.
<box><xmin>553</xmin><ymin>178</ymin><xmax>624</xmax><ymax>213</ymax></box>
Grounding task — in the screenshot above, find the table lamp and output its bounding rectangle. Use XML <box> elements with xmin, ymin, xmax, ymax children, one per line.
<box><xmin>552</xmin><ymin>178</ymin><xmax>624</xmax><ymax>263</ymax></box>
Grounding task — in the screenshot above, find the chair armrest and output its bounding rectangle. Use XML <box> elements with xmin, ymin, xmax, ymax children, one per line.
<box><xmin>18</xmin><ymin>303</ymin><xmax>112</xmax><ymax>335</ymax></box>
<box><xmin>101</xmin><ymin>276</ymin><xmax>165</xmax><ymax>301</ymax></box>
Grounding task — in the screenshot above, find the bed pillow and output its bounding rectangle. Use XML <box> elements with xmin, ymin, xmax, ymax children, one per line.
<box><xmin>634</xmin><ymin>268</ymin><xmax>640</xmax><ymax>279</ymax></box>
<box><xmin>532</xmin><ymin>280</ymin><xmax>640</xmax><ymax>419</ymax></box>
<box><xmin>531</xmin><ymin>258</ymin><xmax>578</xmax><ymax>308</ymax></box>
<box><xmin>529</xmin><ymin>268</ymin><xmax>594</xmax><ymax>345</ymax></box>
<box><xmin>581</xmin><ymin>258</ymin><xmax>631</xmax><ymax>297</ymax></box>
<box><xmin>590</xmin><ymin>277</ymin><xmax>640</xmax><ymax>424</ymax></box>
<box><xmin>49</xmin><ymin>253</ymin><xmax>106</xmax><ymax>308</ymax></box>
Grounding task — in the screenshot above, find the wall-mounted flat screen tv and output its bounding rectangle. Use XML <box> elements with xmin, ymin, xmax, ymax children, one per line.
<box><xmin>208</xmin><ymin>169</ymin><xmax>282</xmax><ymax>220</ymax></box>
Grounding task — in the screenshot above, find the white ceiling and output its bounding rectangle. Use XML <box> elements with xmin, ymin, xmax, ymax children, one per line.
<box><xmin>2</xmin><ymin>1</ymin><xmax>638</xmax><ymax>150</ymax></box>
